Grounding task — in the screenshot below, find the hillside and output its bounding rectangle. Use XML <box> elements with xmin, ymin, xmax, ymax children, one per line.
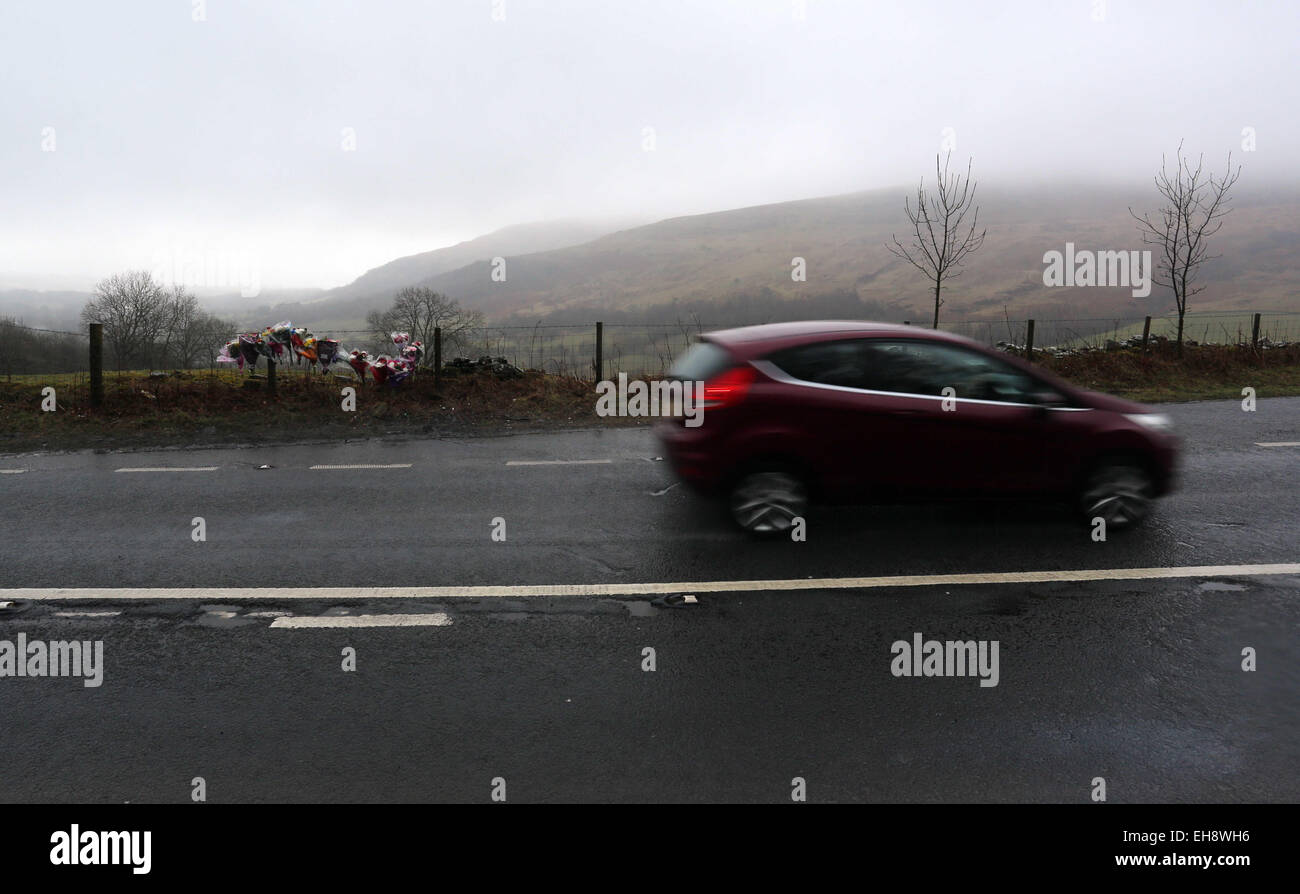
<box><xmin>0</xmin><ymin>289</ymin><xmax>99</xmax><ymax>331</ymax></box>
<box><xmin>390</xmin><ymin>183</ymin><xmax>1300</xmax><ymax>325</ymax></box>
<box><xmin>7</xmin><ymin>183</ymin><xmax>1297</xmax><ymax>337</ymax></box>
<box><xmin>0</xmin><ymin>219</ymin><xmax>637</xmax><ymax>332</ymax></box>
<box><xmin>270</xmin><ymin>218</ymin><xmax>638</xmax><ymax>329</ymax></box>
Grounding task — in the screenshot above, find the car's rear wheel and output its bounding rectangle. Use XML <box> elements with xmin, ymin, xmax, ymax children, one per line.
<box><xmin>1080</xmin><ymin>461</ymin><xmax>1152</xmax><ymax>529</ymax></box>
<box><xmin>729</xmin><ymin>470</ymin><xmax>807</xmax><ymax>535</ymax></box>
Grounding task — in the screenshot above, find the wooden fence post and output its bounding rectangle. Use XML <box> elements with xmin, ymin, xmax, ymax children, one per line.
<box><xmin>1251</xmin><ymin>312</ymin><xmax>1261</xmax><ymax>350</ymax></box>
<box><xmin>433</xmin><ymin>327</ymin><xmax>442</xmax><ymax>385</ymax></box>
<box><xmin>1141</xmin><ymin>316</ymin><xmax>1152</xmax><ymax>351</ymax></box>
<box><xmin>1025</xmin><ymin>319</ymin><xmax>1035</xmax><ymax>362</ymax></box>
<box><xmin>595</xmin><ymin>321</ymin><xmax>604</xmax><ymax>383</ymax></box>
<box><xmin>89</xmin><ymin>322</ymin><xmax>104</xmax><ymax>408</ymax></box>
<box><xmin>267</xmin><ymin>356</ymin><xmax>276</xmax><ymax>395</ymax></box>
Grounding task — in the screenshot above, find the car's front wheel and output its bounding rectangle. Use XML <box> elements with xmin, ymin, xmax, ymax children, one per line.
<box><xmin>729</xmin><ymin>470</ymin><xmax>807</xmax><ymax>535</ymax></box>
<box><xmin>1080</xmin><ymin>460</ymin><xmax>1153</xmax><ymax>529</ymax></box>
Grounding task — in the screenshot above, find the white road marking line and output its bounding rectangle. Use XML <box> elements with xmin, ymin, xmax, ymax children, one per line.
<box><xmin>309</xmin><ymin>463</ymin><xmax>413</xmax><ymax>470</ymax></box>
<box><xmin>5</xmin><ymin>563</ymin><xmax>1299</xmax><ymax>601</ymax></box>
<box><xmin>53</xmin><ymin>610</ymin><xmax>122</xmax><ymax>617</ymax></box>
<box><xmin>271</xmin><ymin>613</ymin><xmax>452</xmax><ymax>628</ymax></box>
<box><xmin>506</xmin><ymin>459</ymin><xmax>613</xmax><ymax>466</ymax></box>
<box><xmin>115</xmin><ymin>466</ymin><xmax>219</xmax><ymax>473</ymax></box>
<box><xmin>1256</xmin><ymin>442</ymin><xmax>1300</xmax><ymax>447</ymax></box>
<box><xmin>0</xmin><ymin>469</ymin><xmax>28</xmax><ymax>474</ymax></box>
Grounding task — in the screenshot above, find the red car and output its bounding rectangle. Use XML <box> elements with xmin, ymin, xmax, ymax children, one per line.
<box><xmin>654</xmin><ymin>321</ymin><xmax>1179</xmax><ymax>534</ymax></box>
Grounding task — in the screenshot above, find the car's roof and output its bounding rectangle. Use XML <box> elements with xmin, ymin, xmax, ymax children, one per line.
<box><xmin>703</xmin><ymin>320</ymin><xmax>974</xmax><ymax>352</ymax></box>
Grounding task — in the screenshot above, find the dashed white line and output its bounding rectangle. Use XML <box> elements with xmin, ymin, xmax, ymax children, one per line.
<box><xmin>0</xmin><ymin>469</ymin><xmax>28</xmax><ymax>474</ymax></box>
<box><xmin>309</xmin><ymin>464</ymin><xmax>413</xmax><ymax>470</ymax></box>
<box><xmin>53</xmin><ymin>610</ymin><xmax>122</xmax><ymax>618</ymax></box>
<box><xmin>270</xmin><ymin>613</ymin><xmax>452</xmax><ymax>628</ymax></box>
<box><xmin>1256</xmin><ymin>442</ymin><xmax>1300</xmax><ymax>447</ymax></box>
<box><xmin>5</xmin><ymin>563</ymin><xmax>1299</xmax><ymax>601</ymax></box>
<box><xmin>115</xmin><ymin>467</ymin><xmax>219</xmax><ymax>473</ymax></box>
<box><xmin>506</xmin><ymin>459</ymin><xmax>613</xmax><ymax>466</ymax></box>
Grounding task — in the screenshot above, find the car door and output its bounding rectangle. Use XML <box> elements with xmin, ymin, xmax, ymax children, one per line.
<box><xmin>857</xmin><ymin>339</ymin><xmax>1053</xmax><ymax>496</ymax></box>
<box><xmin>756</xmin><ymin>337</ymin><xmax>927</xmax><ymax>498</ymax></box>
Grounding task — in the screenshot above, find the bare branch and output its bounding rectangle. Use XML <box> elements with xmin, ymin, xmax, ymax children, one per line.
<box><xmin>886</xmin><ymin>152</ymin><xmax>987</xmax><ymax>327</ymax></box>
<box><xmin>1130</xmin><ymin>141</ymin><xmax>1241</xmax><ymax>349</ymax></box>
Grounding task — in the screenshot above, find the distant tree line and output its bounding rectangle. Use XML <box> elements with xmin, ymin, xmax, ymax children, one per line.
<box><xmin>78</xmin><ymin>270</ymin><xmax>235</xmax><ymax>371</ymax></box>
<box><xmin>0</xmin><ymin>317</ymin><xmax>85</xmax><ymax>376</ymax></box>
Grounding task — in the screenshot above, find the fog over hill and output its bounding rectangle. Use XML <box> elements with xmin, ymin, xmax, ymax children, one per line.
<box><xmin>254</xmin><ymin>218</ymin><xmax>638</xmax><ymax>326</ymax></box>
<box><xmin>295</xmin><ymin>180</ymin><xmax>1300</xmax><ymax>330</ymax></box>
<box><xmin>0</xmin><ymin>219</ymin><xmax>632</xmax><ymax>331</ymax></box>
<box><xmin>7</xmin><ymin>181</ymin><xmax>1298</xmax><ymax>335</ymax></box>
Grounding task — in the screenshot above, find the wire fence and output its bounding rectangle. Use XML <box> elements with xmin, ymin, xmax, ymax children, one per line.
<box><xmin>0</xmin><ymin>321</ymin><xmax>88</xmax><ymax>379</ymax></box>
<box><xmin>312</xmin><ymin>324</ymin><xmax>606</xmax><ymax>378</ymax></box>
<box><xmin>943</xmin><ymin>311</ymin><xmax>1300</xmax><ymax>353</ymax></box>
<box><xmin>460</xmin><ymin>322</ymin><xmax>696</xmax><ymax>379</ymax></box>
<box><xmin>2</xmin><ymin>311</ymin><xmax>1298</xmax><ymax>382</ymax></box>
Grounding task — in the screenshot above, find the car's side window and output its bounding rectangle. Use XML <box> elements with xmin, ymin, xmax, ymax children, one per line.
<box><xmin>766</xmin><ymin>339</ymin><xmax>871</xmax><ymax>388</ymax></box>
<box><xmin>768</xmin><ymin>337</ymin><xmax>1048</xmax><ymax>404</ymax></box>
<box><xmin>861</xmin><ymin>340</ymin><xmax>1042</xmax><ymax>403</ymax></box>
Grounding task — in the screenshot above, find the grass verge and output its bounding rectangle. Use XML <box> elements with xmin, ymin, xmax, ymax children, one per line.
<box><xmin>2</xmin><ymin>343</ymin><xmax>1297</xmax><ymax>454</ymax></box>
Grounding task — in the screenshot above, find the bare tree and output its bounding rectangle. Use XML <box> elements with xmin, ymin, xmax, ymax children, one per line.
<box><xmin>366</xmin><ymin>287</ymin><xmax>484</xmax><ymax>362</ymax></box>
<box><xmin>1130</xmin><ymin>142</ymin><xmax>1241</xmax><ymax>352</ymax></box>
<box><xmin>80</xmin><ymin>270</ymin><xmax>172</xmax><ymax>370</ymax></box>
<box><xmin>888</xmin><ymin>153</ymin><xmax>987</xmax><ymax>329</ymax></box>
<box><xmin>198</xmin><ymin>314</ymin><xmax>237</xmax><ymax>367</ymax></box>
<box><xmin>158</xmin><ymin>286</ymin><xmax>208</xmax><ymax>369</ymax></box>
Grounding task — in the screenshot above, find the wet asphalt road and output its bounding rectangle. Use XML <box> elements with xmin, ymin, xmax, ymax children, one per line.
<box><xmin>0</xmin><ymin>397</ymin><xmax>1296</xmax><ymax>802</ymax></box>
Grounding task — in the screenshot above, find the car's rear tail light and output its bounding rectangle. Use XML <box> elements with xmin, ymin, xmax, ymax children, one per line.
<box><xmin>701</xmin><ymin>364</ymin><xmax>755</xmax><ymax>409</ymax></box>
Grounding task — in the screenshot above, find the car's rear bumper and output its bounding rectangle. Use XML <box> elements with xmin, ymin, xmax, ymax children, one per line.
<box><xmin>654</xmin><ymin>419</ymin><xmax>725</xmax><ymax>495</ymax></box>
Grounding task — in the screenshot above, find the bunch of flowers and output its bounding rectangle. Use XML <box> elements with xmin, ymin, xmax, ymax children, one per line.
<box><xmin>215</xmin><ymin>322</ymin><xmax>419</xmax><ymax>384</ymax></box>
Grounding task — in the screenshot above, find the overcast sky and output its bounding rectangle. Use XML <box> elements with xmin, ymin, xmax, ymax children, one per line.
<box><xmin>1</xmin><ymin>0</ymin><xmax>1295</xmax><ymax>292</ymax></box>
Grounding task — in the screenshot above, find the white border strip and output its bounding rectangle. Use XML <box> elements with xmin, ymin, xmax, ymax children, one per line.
<box><xmin>115</xmin><ymin>467</ymin><xmax>219</xmax><ymax>473</ymax></box>
<box><xmin>3</xmin><ymin>563</ymin><xmax>1297</xmax><ymax>601</ymax></box>
<box><xmin>309</xmin><ymin>464</ymin><xmax>413</xmax><ymax>470</ymax></box>
<box><xmin>506</xmin><ymin>459</ymin><xmax>613</xmax><ymax>466</ymax></box>
<box><xmin>271</xmin><ymin>613</ymin><xmax>451</xmax><ymax>628</ymax></box>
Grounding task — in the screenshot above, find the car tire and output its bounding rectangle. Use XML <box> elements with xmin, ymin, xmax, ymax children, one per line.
<box><xmin>1080</xmin><ymin>460</ymin><xmax>1153</xmax><ymax>529</ymax></box>
<box><xmin>729</xmin><ymin>469</ymin><xmax>808</xmax><ymax>535</ymax></box>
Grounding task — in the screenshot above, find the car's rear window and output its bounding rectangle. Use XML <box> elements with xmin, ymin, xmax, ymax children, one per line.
<box><xmin>766</xmin><ymin>339</ymin><xmax>868</xmax><ymax>387</ymax></box>
<box><xmin>668</xmin><ymin>341</ymin><xmax>734</xmax><ymax>381</ymax></box>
